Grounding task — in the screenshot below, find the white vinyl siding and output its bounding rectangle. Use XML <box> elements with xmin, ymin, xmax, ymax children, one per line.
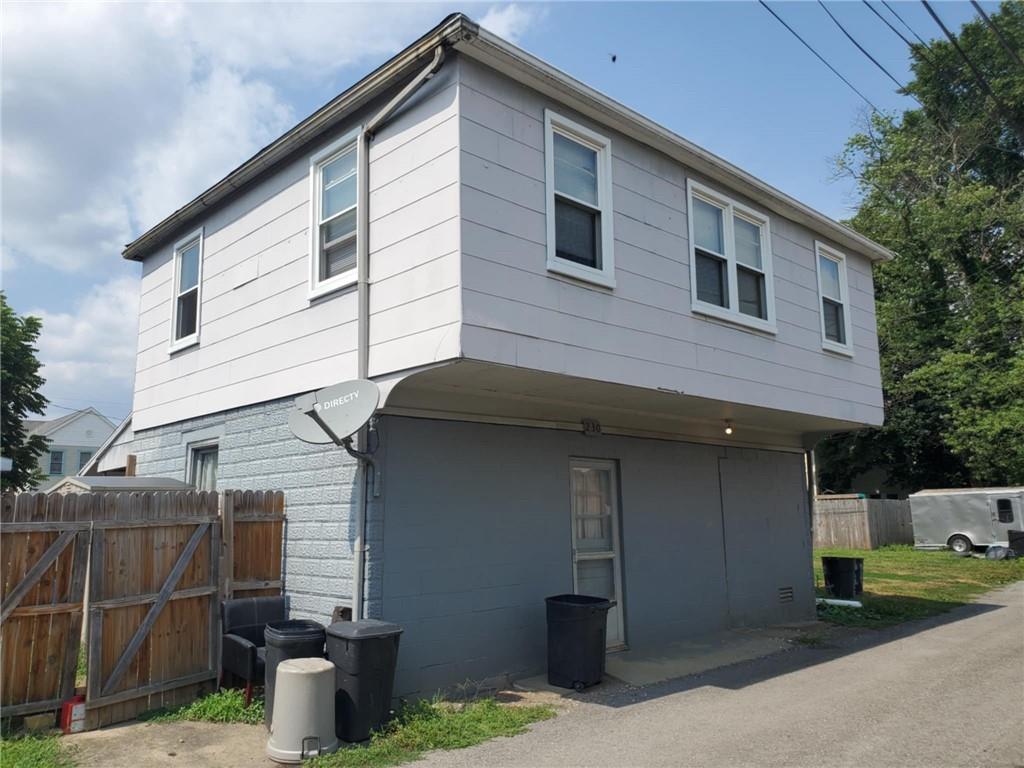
<box><xmin>170</xmin><ymin>229</ymin><xmax>204</xmax><ymax>351</ymax></box>
<box><xmin>544</xmin><ymin>110</ymin><xmax>615</xmax><ymax>288</ymax></box>
<box><xmin>687</xmin><ymin>180</ymin><xmax>776</xmax><ymax>333</ymax></box>
<box><xmin>815</xmin><ymin>241</ymin><xmax>854</xmax><ymax>356</ymax></box>
<box><xmin>309</xmin><ymin>130</ymin><xmax>361</xmax><ymax>299</ymax></box>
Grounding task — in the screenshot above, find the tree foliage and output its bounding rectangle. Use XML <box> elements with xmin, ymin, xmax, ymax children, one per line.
<box><xmin>818</xmin><ymin>2</ymin><xmax>1024</xmax><ymax>491</ymax></box>
<box><xmin>1</xmin><ymin>292</ymin><xmax>49</xmax><ymax>490</ymax></box>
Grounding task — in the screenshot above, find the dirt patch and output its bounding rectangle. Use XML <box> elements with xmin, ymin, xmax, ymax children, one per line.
<box><xmin>67</xmin><ymin>720</ymin><xmax>273</xmax><ymax>768</ymax></box>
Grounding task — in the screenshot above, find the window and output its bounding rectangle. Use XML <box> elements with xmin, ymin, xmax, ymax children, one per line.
<box><xmin>49</xmin><ymin>451</ymin><xmax>64</xmax><ymax>475</ymax></box>
<box><xmin>545</xmin><ymin>110</ymin><xmax>615</xmax><ymax>288</ymax></box>
<box><xmin>170</xmin><ymin>229</ymin><xmax>203</xmax><ymax>350</ymax></box>
<box><xmin>78</xmin><ymin>451</ymin><xmax>92</xmax><ymax>472</ymax></box>
<box><xmin>996</xmin><ymin>499</ymin><xmax>1014</xmax><ymax>524</ymax></box>
<box><xmin>309</xmin><ymin>131</ymin><xmax>360</xmax><ymax>298</ymax></box>
<box><xmin>687</xmin><ymin>180</ymin><xmax>775</xmax><ymax>332</ymax></box>
<box><xmin>815</xmin><ymin>242</ymin><xmax>854</xmax><ymax>356</ymax></box>
<box><xmin>189</xmin><ymin>444</ymin><xmax>219</xmax><ymax>492</ymax></box>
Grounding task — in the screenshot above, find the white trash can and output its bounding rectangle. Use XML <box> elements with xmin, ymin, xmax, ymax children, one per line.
<box><xmin>266</xmin><ymin>657</ymin><xmax>339</xmax><ymax>763</ymax></box>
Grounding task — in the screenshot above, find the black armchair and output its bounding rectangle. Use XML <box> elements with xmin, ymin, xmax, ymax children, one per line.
<box><xmin>221</xmin><ymin>596</ymin><xmax>286</xmax><ymax>705</ymax></box>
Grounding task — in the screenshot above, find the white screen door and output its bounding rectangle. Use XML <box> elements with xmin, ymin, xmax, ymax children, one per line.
<box><xmin>570</xmin><ymin>458</ymin><xmax>625</xmax><ymax>649</ymax></box>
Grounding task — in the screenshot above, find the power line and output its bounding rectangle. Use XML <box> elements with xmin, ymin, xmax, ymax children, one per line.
<box><xmin>882</xmin><ymin>0</ymin><xmax>934</xmax><ymax>52</ymax></box>
<box><xmin>818</xmin><ymin>0</ymin><xmax>920</xmax><ymax>102</ymax></box>
<box><xmin>921</xmin><ymin>0</ymin><xmax>1024</xmax><ymax>145</ymax></box>
<box><xmin>758</xmin><ymin>0</ymin><xmax>882</xmax><ymax>115</ymax></box>
<box><xmin>862</xmin><ymin>1</ymin><xmax>929</xmax><ymax>59</ymax></box>
<box><xmin>45</xmin><ymin>402</ymin><xmax>126</xmax><ymax>423</ymax></box>
<box><xmin>970</xmin><ymin>0</ymin><xmax>1024</xmax><ymax>71</ymax></box>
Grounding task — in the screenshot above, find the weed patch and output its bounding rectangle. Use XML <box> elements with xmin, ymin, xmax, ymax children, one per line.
<box><xmin>140</xmin><ymin>689</ymin><xmax>264</xmax><ymax>726</ymax></box>
<box><xmin>307</xmin><ymin>698</ymin><xmax>554</xmax><ymax>768</ymax></box>
<box><xmin>0</xmin><ymin>733</ymin><xmax>76</xmax><ymax>768</ymax></box>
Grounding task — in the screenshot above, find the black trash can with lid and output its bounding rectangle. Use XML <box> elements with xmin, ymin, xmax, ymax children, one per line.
<box><xmin>821</xmin><ymin>556</ymin><xmax>864</xmax><ymax>600</ymax></box>
<box><xmin>264</xmin><ymin>619</ymin><xmax>326</xmax><ymax>729</ymax></box>
<box><xmin>545</xmin><ymin>594</ymin><xmax>612</xmax><ymax>691</ymax></box>
<box><xmin>326</xmin><ymin>619</ymin><xmax>403</xmax><ymax>743</ymax></box>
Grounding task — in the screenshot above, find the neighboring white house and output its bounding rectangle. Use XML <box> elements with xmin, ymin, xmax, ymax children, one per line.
<box><xmin>25</xmin><ymin>408</ymin><xmax>117</xmax><ymax>489</ymax></box>
<box><xmin>93</xmin><ymin>14</ymin><xmax>889</xmax><ymax>698</ymax></box>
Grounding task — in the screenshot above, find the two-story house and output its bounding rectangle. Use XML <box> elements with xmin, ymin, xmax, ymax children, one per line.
<box><xmin>26</xmin><ymin>408</ymin><xmax>116</xmax><ymax>490</ymax></box>
<box><xmin>102</xmin><ymin>14</ymin><xmax>890</xmax><ymax>697</ymax></box>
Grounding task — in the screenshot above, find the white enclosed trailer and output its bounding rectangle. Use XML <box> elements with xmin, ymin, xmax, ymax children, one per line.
<box><xmin>909</xmin><ymin>487</ymin><xmax>1023</xmax><ymax>553</ymax></box>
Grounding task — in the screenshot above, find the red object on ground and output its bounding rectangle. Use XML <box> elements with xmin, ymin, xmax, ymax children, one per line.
<box><xmin>60</xmin><ymin>694</ymin><xmax>86</xmax><ymax>734</ymax></box>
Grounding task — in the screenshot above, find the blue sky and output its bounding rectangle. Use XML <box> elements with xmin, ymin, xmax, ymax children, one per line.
<box><xmin>0</xmin><ymin>1</ymin><xmax>992</xmax><ymax>423</ymax></box>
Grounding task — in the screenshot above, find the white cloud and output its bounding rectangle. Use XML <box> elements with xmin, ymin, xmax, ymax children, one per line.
<box><xmin>479</xmin><ymin>3</ymin><xmax>544</xmax><ymax>43</ymax></box>
<box><xmin>30</xmin><ymin>276</ymin><xmax>141</xmax><ymax>418</ymax></box>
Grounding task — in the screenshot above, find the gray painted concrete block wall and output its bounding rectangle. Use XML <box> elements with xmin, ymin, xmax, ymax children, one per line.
<box><xmin>132</xmin><ymin>396</ymin><xmax>370</xmax><ymax>623</ymax></box>
<box><xmin>376</xmin><ymin>416</ymin><xmax>814</xmax><ymax>699</ymax></box>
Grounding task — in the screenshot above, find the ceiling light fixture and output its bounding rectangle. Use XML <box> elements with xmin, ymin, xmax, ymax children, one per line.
<box><xmin>724</xmin><ymin>421</ymin><xmax>734</xmax><ymax>436</ymax></box>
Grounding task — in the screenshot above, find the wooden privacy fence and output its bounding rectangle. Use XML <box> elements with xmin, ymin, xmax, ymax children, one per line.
<box><xmin>814</xmin><ymin>495</ymin><xmax>913</xmax><ymax>549</ymax></box>
<box><xmin>1</xmin><ymin>490</ymin><xmax>284</xmax><ymax>729</ymax></box>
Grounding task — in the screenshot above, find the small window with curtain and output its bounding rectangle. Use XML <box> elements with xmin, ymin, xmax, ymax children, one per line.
<box><xmin>309</xmin><ymin>132</ymin><xmax>359</xmax><ymax>298</ymax></box>
<box><xmin>189</xmin><ymin>444</ymin><xmax>219</xmax><ymax>492</ymax></box>
<box><xmin>996</xmin><ymin>498</ymin><xmax>1014</xmax><ymax>524</ymax></box>
<box><xmin>688</xmin><ymin>180</ymin><xmax>775</xmax><ymax>332</ymax></box>
<box><xmin>545</xmin><ymin>110</ymin><xmax>615</xmax><ymax>288</ymax></box>
<box><xmin>170</xmin><ymin>229</ymin><xmax>203</xmax><ymax>350</ymax></box>
<box><xmin>815</xmin><ymin>242</ymin><xmax>854</xmax><ymax>355</ymax></box>
<box><xmin>49</xmin><ymin>451</ymin><xmax>64</xmax><ymax>475</ymax></box>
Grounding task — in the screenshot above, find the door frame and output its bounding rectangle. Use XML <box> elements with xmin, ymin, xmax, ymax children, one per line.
<box><xmin>568</xmin><ymin>457</ymin><xmax>626</xmax><ymax>650</ymax></box>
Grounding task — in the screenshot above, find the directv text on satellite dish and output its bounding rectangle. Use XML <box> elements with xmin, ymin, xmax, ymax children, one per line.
<box><xmin>315</xmin><ymin>390</ymin><xmax>359</xmax><ymax>411</ymax></box>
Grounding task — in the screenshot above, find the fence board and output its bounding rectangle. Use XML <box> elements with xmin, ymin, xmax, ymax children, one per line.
<box><xmin>814</xmin><ymin>496</ymin><xmax>913</xmax><ymax>549</ymax></box>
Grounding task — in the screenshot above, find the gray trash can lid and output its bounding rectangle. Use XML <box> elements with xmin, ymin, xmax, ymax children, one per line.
<box><xmin>326</xmin><ymin>619</ymin><xmax>403</xmax><ymax>640</ymax></box>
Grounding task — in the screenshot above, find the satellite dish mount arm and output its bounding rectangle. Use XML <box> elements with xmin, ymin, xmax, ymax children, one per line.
<box><xmin>305</xmin><ymin>407</ymin><xmax>382</xmax><ymax>497</ymax></box>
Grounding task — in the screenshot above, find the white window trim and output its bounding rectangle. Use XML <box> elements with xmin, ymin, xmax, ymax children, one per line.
<box><xmin>168</xmin><ymin>227</ymin><xmax>204</xmax><ymax>354</ymax></box>
<box><xmin>544</xmin><ymin>110</ymin><xmax>616</xmax><ymax>289</ymax></box>
<box><xmin>186</xmin><ymin>438</ymin><xmax>219</xmax><ymax>488</ymax></box>
<box><xmin>308</xmin><ymin>128</ymin><xmax>362</xmax><ymax>301</ymax></box>
<box><xmin>814</xmin><ymin>241</ymin><xmax>855</xmax><ymax>357</ymax></box>
<box><xmin>687</xmin><ymin>179</ymin><xmax>777</xmax><ymax>334</ymax></box>
<box><xmin>49</xmin><ymin>450</ymin><xmax>64</xmax><ymax>475</ymax></box>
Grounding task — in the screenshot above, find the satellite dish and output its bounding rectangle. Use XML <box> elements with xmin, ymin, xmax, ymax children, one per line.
<box><xmin>288</xmin><ymin>379</ymin><xmax>380</xmax><ymax>445</ymax></box>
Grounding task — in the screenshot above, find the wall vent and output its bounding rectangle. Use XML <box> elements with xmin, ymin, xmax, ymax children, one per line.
<box><xmin>778</xmin><ymin>586</ymin><xmax>794</xmax><ymax>603</ymax></box>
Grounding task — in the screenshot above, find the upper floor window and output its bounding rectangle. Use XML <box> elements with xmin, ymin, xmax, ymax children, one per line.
<box><xmin>544</xmin><ymin>110</ymin><xmax>615</xmax><ymax>288</ymax></box>
<box><xmin>687</xmin><ymin>180</ymin><xmax>775</xmax><ymax>333</ymax></box>
<box><xmin>171</xmin><ymin>229</ymin><xmax>203</xmax><ymax>351</ymax></box>
<box><xmin>78</xmin><ymin>451</ymin><xmax>92</xmax><ymax>472</ymax></box>
<box><xmin>49</xmin><ymin>451</ymin><xmax>64</xmax><ymax>475</ymax></box>
<box><xmin>309</xmin><ymin>132</ymin><xmax>359</xmax><ymax>299</ymax></box>
<box><xmin>815</xmin><ymin>242</ymin><xmax>854</xmax><ymax>356</ymax></box>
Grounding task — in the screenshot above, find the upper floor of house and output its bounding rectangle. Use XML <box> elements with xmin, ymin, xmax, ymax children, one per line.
<box><xmin>126</xmin><ymin>15</ymin><xmax>888</xmax><ymax>443</ymax></box>
<box><xmin>25</xmin><ymin>408</ymin><xmax>116</xmax><ymax>487</ymax></box>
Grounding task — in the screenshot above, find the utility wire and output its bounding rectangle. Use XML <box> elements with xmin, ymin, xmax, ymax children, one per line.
<box><xmin>45</xmin><ymin>402</ymin><xmax>125</xmax><ymax>423</ymax></box>
<box><xmin>921</xmin><ymin>0</ymin><xmax>1024</xmax><ymax>145</ymax></box>
<box><xmin>758</xmin><ymin>0</ymin><xmax>882</xmax><ymax>115</ymax></box>
<box><xmin>862</xmin><ymin>1</ymin><xmax>929</xmax><ymax>59</ymax></box>
<box><xmin>882</xmin><ymin>0</ymin><xmax>934</xmax><ymax>51</ymax></box>
<box><xmin>818</xmin><ymin>0</ymin><xmax>920</xmax><ymax>101</ymax></box>
<box><xmin>970</xmin><ymin>0</ymin><xmax>1024</xmax><ymax>71</ymax></box>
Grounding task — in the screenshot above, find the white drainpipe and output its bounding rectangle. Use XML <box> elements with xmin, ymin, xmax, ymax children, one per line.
<box><xmin>350</xmin><ymin>45</ymin><xmax>446</xmax><ymax>621</ymax></box>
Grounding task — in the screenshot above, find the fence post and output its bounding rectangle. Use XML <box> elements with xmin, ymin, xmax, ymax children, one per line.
<box><xmin>219</xmin><ymin>491</ymin><xmax>234</xmax><ymax>601</ymax></box>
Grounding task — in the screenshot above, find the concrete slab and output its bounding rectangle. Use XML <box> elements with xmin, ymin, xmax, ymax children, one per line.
<box><xmin>603</xmin><ymin>628</ymin><xmax>799</xmax><ymax>687</ymax></box>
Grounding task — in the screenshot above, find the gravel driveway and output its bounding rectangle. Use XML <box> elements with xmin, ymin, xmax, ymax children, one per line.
<box><xmin>417</xmin><ymin>582</ymin><xmax>1024</xmax><ymax>768</ymax></box>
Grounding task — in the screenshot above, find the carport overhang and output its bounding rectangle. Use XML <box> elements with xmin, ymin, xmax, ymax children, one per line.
<box><xmin>376</xmin><ymin>360</ymin><xmax>872</xmax><ymax>453</ymax></box>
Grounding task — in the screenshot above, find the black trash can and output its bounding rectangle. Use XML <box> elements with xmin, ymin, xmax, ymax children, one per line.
<box><xmin>545</xmin><ymin>594</ymin><xmax>612</xmax><ymax>691</ymax></box>
<box><xmin>264</xmin><ymin>619</ymin><xmax>326</xmax><ymax>729</ymax></box>
<box><xmin>1008</xmin><ymin>530</ymin><xmax>1024</xmax><ymax>557</ymax></box>
<box><xmin>821</xmin><ymin>556</ymin><xmax>864</xmax><ymax>600</ymax></box>
<box><xmin>326</xmin><ymin>619</ymin><xmax>403</xmax><ymax>743</ymax></box>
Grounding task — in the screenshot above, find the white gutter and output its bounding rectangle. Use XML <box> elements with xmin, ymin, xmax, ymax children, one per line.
<box><xmin>349</xmin><ymin>45</ymin><xmax>447</xmax><ymax>621</ymax></box>
<box><xmin>453</xmin><ymin>24</ymin><xmax>894</xmax><ymax>262</ymax></box>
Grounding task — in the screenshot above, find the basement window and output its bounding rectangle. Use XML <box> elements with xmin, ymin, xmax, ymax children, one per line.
<box><xmin>545</xmin><ymin>110</ymin><xmax>615</xmax><ymax>288</ymax></box>
<box><xmin>170</xmin><ymin>229</ymin><xmax>204</xmax><ymax>352</ymax></box>
<box><xmin>309</xmin><ymin>131</ymin><xmax>360</xmax><ymax>299</ymax></box>
<box><xmin>815</xmin><ymin>242</ymin><xmax>854</xmax><ymax>356</ymax></box>
<box><xmin>687</xmin><ymin>180</ymin><xmax>775</xmax><ymax>333</ymax></box>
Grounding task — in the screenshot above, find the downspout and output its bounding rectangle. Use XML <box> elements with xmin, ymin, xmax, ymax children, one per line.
<box><xmin>351</xmin><ymin>44</ymin><xmax>446</xmax><ymax>621</ymax></box>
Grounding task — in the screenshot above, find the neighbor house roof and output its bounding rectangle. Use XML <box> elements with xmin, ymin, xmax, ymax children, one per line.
<box><xmin>121</xmin><ymin>13</ymin><xmax>895</xmax><ymax>265</ymax></box>
<box><xmin>78</xmin><ymin>413</ymin><xmax>133</xmax><ymax>475</ymax></box>
<box><xmin>26</xmin><ymin>407</ymin><xmax>116</xmax><ymax>438</ymax></box>
<box><xmin>47</xmin><ymin>476</ymin><xmax>194</xmax><ymax>493</ymax></box>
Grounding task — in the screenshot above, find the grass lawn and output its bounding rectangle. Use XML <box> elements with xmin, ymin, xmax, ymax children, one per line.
<box><xmin>814</xmin><ymin>545</ymin><xmax>1024</xmax><ymax>628</ymax></box>
<box><xmin>0</xmin><ymin>733</ymin><xmax>76</xmax><ymax>768</ymax></box>
<box><xmin>139</xmin><ymin>688</ymin><xmax>265</xmax><ymax>725</ymax></box>
<box><xmin>306</xmin><ymin>698</ymin><xmax>555</xmax><ymax>768</ymax></box>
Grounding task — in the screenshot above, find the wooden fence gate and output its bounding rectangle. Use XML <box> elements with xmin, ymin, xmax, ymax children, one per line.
<box><xmin>0</xmin><ymin>489</ymin><xmax>285</xmax><ymax>728</ymax></box>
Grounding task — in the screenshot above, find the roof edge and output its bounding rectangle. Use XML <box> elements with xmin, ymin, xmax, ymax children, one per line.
<box><xmin>122</xmin><ymin>13</ymin><xmax>473</xmax><ymax>261</ymax></box>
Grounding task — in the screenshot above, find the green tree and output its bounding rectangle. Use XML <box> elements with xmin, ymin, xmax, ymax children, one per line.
<box><xmin>1</xmin><ymin>292</ymin><xmax>49</xmax><ymax>490</ymax></box>
<box><xmin>818</xmin><ymin>2</ymin><xmax>1024</xmax><ymax>491</ymax></box>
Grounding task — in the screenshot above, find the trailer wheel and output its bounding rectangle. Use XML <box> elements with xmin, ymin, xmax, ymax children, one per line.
<box><xmin>948</xmin><ymin>534</ymin><xmax>973</xmax><ymax>554</ymax></box>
